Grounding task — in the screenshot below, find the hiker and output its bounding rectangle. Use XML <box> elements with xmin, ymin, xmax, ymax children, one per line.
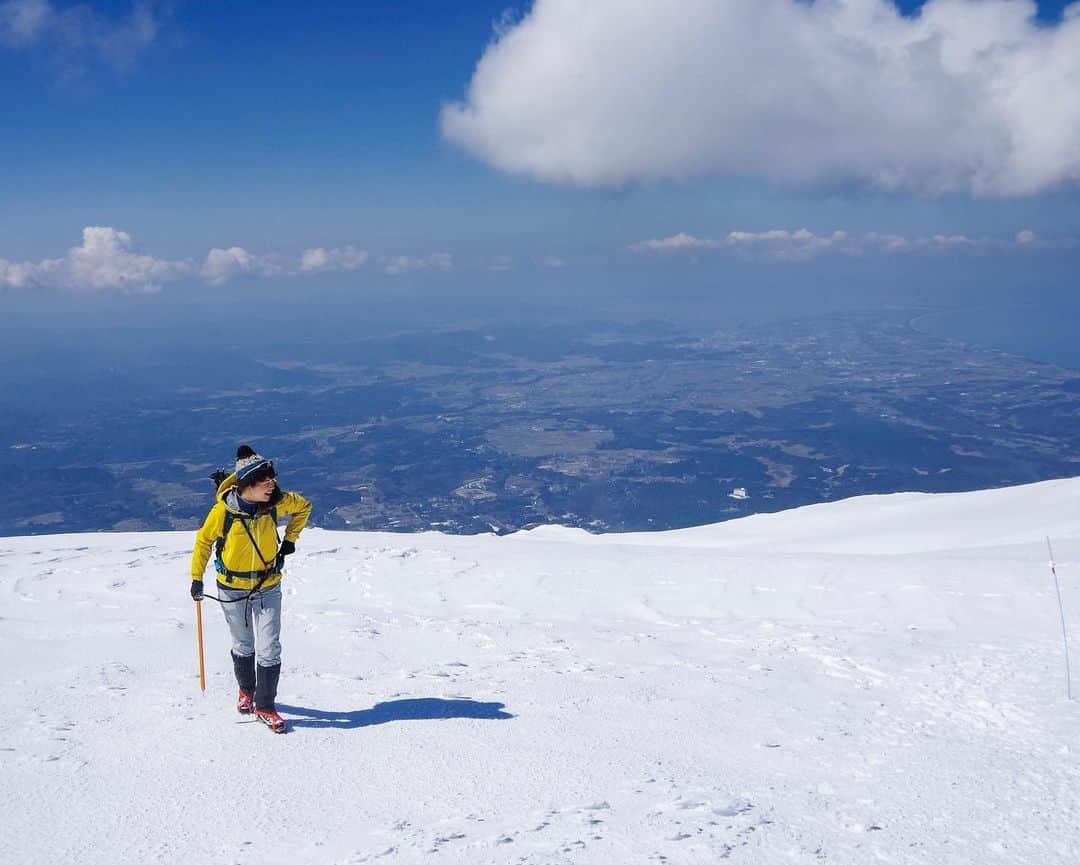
<box><xmin>190</xmin><ymin>445</ymin><xmax>312</xmax><ymax>733</ymax></box>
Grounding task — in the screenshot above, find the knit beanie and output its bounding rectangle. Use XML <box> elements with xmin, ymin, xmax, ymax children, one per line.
<box><xmin>235</xmin><ymin>445</ymin><xmax>272</xmax><ymax>486</ymax></box>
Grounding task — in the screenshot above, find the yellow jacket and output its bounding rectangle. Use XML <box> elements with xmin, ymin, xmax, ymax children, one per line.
<box><xmin>190</xmin><ymin>473</ymin><xmax>312</xmax><ymax>591</ymax></box>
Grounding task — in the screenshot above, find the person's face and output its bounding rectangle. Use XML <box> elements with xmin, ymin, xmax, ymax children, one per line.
<box><xmin>240</xmin><ymin>467</ymin><xmax>276</xmax><ymax>502</ymax></box>
<box><xmin>248</xmin><ymin>476</ymin><xmax>275</xmax><ymax>501</ymax></box>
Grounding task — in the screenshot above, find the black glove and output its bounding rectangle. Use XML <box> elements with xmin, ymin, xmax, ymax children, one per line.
<box><xmin>190</xmin><ymin>579</ymin><xmax>204</xmax><ymax>601</ymax></box>
<box><xmin>276</xmin><ymin>540</ymin><xmax>296</xmax><ymax>571</ymax></box>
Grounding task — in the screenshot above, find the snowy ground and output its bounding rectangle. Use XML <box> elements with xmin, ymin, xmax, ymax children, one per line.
<box><xmin>3</xmin><ymin>478</ymin><xmax>1080</xmax><ymax>865</ymax></box>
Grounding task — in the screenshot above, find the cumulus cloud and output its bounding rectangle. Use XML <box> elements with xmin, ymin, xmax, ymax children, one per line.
<box><xmin>631</xmin><ymin>233</ymin><xmax>719</xmax><ymax>253</ymax></box>
<box><xmin>0</xmin><ymin>226</ymin><xmax>189</xmax><ymax>292</ymax></box>
<box><xmin>633</xmin><ymin>229</ymin><xmax>851</xmax><ymax>259</ymax></box>
<box><xmin>0</xmin><ymin>256</ymin><xmax>49</xmax><ymax>288</ymax></box>
<box><xmin>299</xmin><ymin>245</ymin><xmax>369</xmax><ymax>273</ymax></box>
<box><xmin>725</xmin><ymin>229</ymin><xmax>855</xmax><ymax>260</ymax></box>
<box><xmin>200</xmin><ymin>246</ymin><xmax>278</xmax><ymax>285</ymax></box>
<box><xmin>206</xmin><ymin>243</ymin><xmax>375</xmax><ymax>283</ymax></box>
<box><xmin>384</xmin><ymin>253</ymin><xmax>453</xmax><ymax>276</ymax></box>
<box><xmin>442</xmin><ymin>0</ymin><xmax>1080</xmax><ymax>196</ymax></box>
<box><xmin>1</xmin><ymin>227</ymin><xmax>376</xmax><ymax>292</ymax></box>
<box><xmin>866</xmin><ymin>231</ymin><xmax>1030</xmax><ymax>253</ymax></box>
<box><xmin>0</xmin><ymin>0</ymin><xmax>163</xmax><ymax>71</ymax></box>
<box><xmin>631</xmin><ymin>227</ymin><xmax>1062</xmax><ymax>259</ymax></box>
<box><xmin>67</xmin><ymin>226</ymin><xmax>189</xmax><ymax>290</ymax></box>
<box><xmin>900</xmin><ymin>234</ymin><xmax>980</xmax><ymax>252</ymax></box>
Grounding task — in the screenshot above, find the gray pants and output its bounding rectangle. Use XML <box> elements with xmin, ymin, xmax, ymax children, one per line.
<box><xmin>219</xmin><ymin>583</ymin><xmax>282</xmax><ymax>667</ymax></box>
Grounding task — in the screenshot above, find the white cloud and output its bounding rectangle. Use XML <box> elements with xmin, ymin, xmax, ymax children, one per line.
<box><xmin>206</xmin><ymin>243</ymin><xmax>370</xmax><ymax>281</ymax></box>
<box><xmin>200</xmin><ymin>246</ymin><xmax>284</xmax><ymax>285</ymax></box>
<box><xmin>869</xmin><ymin>232</ymin><xmax>996</xmax><ymax>253</ymax></box>
<box><xmin>725</xmin><ymin>229</ymin><xmax>854</xmax><ymax>260</ymax></box>
<box><xmin>0</xmin><ymin>226</ymin><xmax>189</xmax><ymax>292</ymax></box>
<box><xmin>299</xmin><ymin>245</ymin><xmax>369</xmax><ymax>273</ymax></box>
<box><xmin>633</xmin><ymin>229</ymin><xmax>852</xmax><ymax>259</ymax></box>
<box><xmin>914</xmin><ymin>234</ymin><xmax>981</xmax><ymax>252</ymax></box>
<box><xmin>383</xmin><ymin>257</ymin><xmax>418</xmax><ymax>276</ymax></box>
<box><xmin>631</xmin><ymin>233</ymin><xmax>718</xmax><ymax>253</ymax></box>
<box><xmin>68</xmin><ymin>226</ymin><xmax>188</xmax><ymax>290</ymax></box>
<box><xmin>2</xmin><ymin>228</ymin><xmax>440</xmax><ymax>292</ymax></box>
<box><xmin>630</xmin><ymin>227</ymin><xmax>1064</xmax><ymax>260</ymax></box>
<box><xmin>864</xmin><ymin>233</ymin><xmax>913</xmax><ymax>253</ymax></box>
<box><xmin>0</xmin><ymin>256</ymin><xmax>47</xmax><ymax>288</ymax></box>
<box><xmin>384</xmin><ymin>253</ymin><xmax>454</xmax><ymax>276</ymax></box>
<box><xmin>1</xmin><ymin>228</ymin><xmax>376</xmax><ymax>292</ymax></box>
<box><xmin>202</xmin><ymin>246</ymin><xmax>256</xmax><ymax>284</ymax></box>
<box><xmin>442</xmin><ymin>0</ymin><xmax>1080</xmax><ymax>196</ymax></box>
<box><xmin>0</xmin><ymin>0</ymin><xmax>162</xmax><ymax>70</ymax></box>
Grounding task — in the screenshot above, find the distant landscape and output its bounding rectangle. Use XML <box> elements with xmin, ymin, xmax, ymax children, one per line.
<box><xmin>2</xmin><ymin>310</ymin><xmax>1079</xmax><ymax>537</ymax></box>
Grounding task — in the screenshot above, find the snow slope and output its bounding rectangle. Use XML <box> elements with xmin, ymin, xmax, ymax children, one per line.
<box><xmin>2</xmin><ymin>478</ymin><xmax>1079</xmax><ymax>865</ymax></box>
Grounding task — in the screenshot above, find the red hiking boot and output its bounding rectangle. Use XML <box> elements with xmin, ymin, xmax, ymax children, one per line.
<box><xmin>255</xmin><ymin>708</ymin><xmax>287</xmax><ymax>733</ymax></box>
<box><xmin>237</xmin><ymin>689</ymin><xmax>254</xmax><ymax>715</ymax></box>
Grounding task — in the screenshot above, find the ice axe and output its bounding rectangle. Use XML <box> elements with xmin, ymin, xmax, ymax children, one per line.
<box><xmin>195</xmin><ymin>599</ymin><xmax>206</xmax><ymax>692</ymax></box>
<box><xmin>193</xmin><ymin>468</ymin><xmax>227</xmax><ymax>692</ymax></box>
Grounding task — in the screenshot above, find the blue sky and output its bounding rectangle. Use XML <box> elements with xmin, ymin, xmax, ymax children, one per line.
<box><xmin>0</xmin><ymin>2</ymin><xmax>517</xmax><ymax>254</ymax></box>
<box><xmin>1</xmin><ymin>0</ymin><xmax>1078</xmax><ymax>327</ymax></box>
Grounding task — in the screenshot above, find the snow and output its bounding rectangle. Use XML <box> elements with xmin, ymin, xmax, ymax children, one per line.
<box><xmin>2</xmin><ymin>478</ymin><xmax>1079</xmax><ymax>864</ymax></box>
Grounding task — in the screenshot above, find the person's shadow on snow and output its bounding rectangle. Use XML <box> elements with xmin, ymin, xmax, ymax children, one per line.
<box><xmin>275</xmin><ymin>697</ymin><xmax>514</xmax><ymax>729</ymax></box>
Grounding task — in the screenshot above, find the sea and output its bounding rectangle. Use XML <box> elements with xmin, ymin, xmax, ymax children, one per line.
<box><xmin>911</xmin><ymin>303</ymin><xmax>1080</xmax><ymax>372</ymax></box>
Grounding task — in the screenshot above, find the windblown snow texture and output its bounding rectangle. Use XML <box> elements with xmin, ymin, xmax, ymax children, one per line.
<box><xmin>2</xmin><ymin>479</ymin><xmax>1079</xmax><ymax>864</ymax></box>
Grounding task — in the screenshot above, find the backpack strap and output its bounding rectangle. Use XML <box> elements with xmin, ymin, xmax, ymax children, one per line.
<box><xmin>214</xmin><ymin>507</ymin><xmax>282</xmax><ymax>583</ymax></box>
<box><xmin>213</xmin><ymin>511</ymin><xmax>236</xmax><ymax>570</ymax></box>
